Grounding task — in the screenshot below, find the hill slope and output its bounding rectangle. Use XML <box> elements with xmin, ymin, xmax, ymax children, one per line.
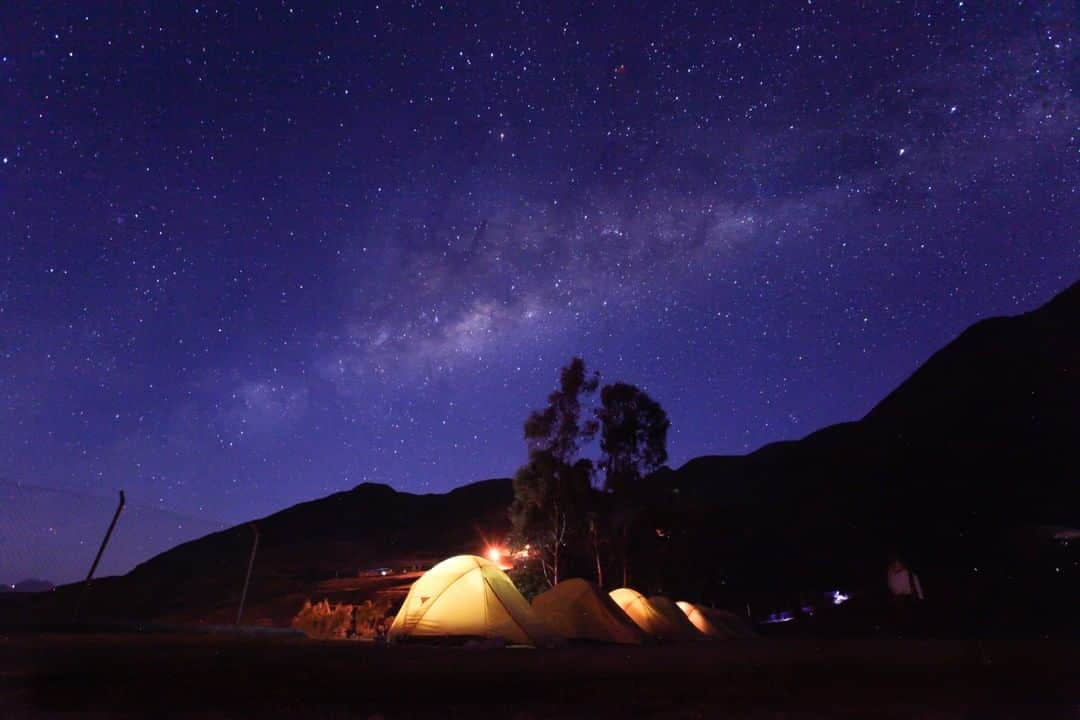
<box><xmin>7</xmin><ymin>479</ymin><xmax>512</xmax><ymax>625</ymax></box>
<box><xmin>667</xmin><ymin>279</ymin><xmax>1078</xmax><ymax>524</ymax></box>
<box><xmin>649</xmin><ymin>280</ymin><xmax>1078</xmax><ymax>625</ymax></box>
<box><xmin>5</xmin><ymin>280</ymin><xmax>1077</xmax><ymax>630</ymax></box>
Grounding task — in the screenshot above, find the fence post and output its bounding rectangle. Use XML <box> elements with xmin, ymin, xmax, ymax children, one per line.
<box><xmin>78</xmin><ymin>490</ymin><xmax>126</xmax><ymax>619</ymax></box>
<box><xmin>236</xmin><ymin>523</ymin><xmax>260</xmax><ymax>626</ymax></box>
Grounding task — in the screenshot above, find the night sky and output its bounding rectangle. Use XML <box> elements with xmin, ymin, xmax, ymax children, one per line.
<box><xmin>2</xmin><ymin>1</ymin><xmax>1077</xmax><ymax>584</ymax></box>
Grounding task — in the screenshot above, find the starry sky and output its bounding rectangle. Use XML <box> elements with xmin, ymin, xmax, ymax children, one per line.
<box><xmin>2</xmin><ymin>1</ymin><xmax>1077</xmax><ymax>584</ymax></box>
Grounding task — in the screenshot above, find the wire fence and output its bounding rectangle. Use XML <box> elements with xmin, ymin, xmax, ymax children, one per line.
<box><xmin>0</xmin><ymin>479</ymin><xmax>227</xmax><ymax>589</ymax></box>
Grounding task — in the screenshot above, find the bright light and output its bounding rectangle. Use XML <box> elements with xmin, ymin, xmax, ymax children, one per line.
<box><xmin>832</xmin><ymin>590</ymin><xmax>850</xmax><ymax>605</ymax></box>
<box><xmin>486</xmin><ymin>546</ymin><xmax>505</xmax><ymax>564</ymax></box>
<box><xmin>763</xmin><ymin>611</ymin><xmax>794</xmax><ymax>624</ymax></box>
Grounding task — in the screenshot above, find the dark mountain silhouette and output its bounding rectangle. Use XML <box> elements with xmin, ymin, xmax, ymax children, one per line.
<box><xmin>3</xmin><ymin>479</ymin><xmax>512</xmax><ymax>625</ymax></box>
<box><xmin>3</xmin><ymin>280</ymin><xmax>1076</xmax><ymax>632</ymax></box>
<box><xmin>643</xmin><ymin>280</ymin><xmax>1079</xmax><ymax>630</ymax></box>
<box><xmin>667</xmin><ymin>279</ymin><xmax>1077</xmax><ymax>523</ymax></box>
<box><xmin>10</xmin><ymin>579</ymin><xmax>55</xmax><ymax>593</ymax></box>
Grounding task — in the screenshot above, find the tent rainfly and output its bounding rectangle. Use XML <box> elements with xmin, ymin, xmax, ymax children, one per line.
<box><xmin>609</xmin><ymin>587</ymin><xmax>696</xmax><ymax>642</ymax></box>
<box><xmin>388</xmin><ymin>555</ymin><xmax>560</xmax><ymax>647</ymax></box>
<box><xmin>647</xmin><ymin>595</ymin><xmax>705</xmax><ymax>640</ymax></box>
<box><xmin>532</xmin><ymin>578</ymin><xmax>645</xmax><ymax>645</ymax></box>
<box><xmin>676</xmin><ymin>601</ymin><xmax>755</xmax><ymax>639</ymax></box>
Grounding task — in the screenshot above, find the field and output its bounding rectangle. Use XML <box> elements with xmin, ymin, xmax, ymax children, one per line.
<box><xmin>3</xmin><ymin>632</ymin><xmax>1079</xmax><ymax>718</ymax></box>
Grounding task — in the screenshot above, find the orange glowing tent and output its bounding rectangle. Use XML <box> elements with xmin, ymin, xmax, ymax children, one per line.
<box><xmin>677</xmin><ymin>601</ymin><xmax>756</xmax><ymax>638</ymax></box>
<box><xmin>533</xmin><ymin>579</ymin><xmax>645</xmax><ymax>645</ymax></box>
<box><xmin>646</xmin><ymin>595</ymin><xmax>704</xmax><ymax>640</ymax></box>
<box><xmin>609</xmin><ymin>587</ymin><xmax>698</xmax><ymax>642</ymax></box>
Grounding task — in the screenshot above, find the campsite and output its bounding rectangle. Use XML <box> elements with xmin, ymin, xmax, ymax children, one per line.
<box><xmin>3</xmin><ymin>279</ymin><xmax>1080</xmax><ymax>716</ymax></box>
<box><xmin>4</xmin><ymin>553</ymin><xmax>1079</xmax><ymax>716</ymax></box>
<box><xmin>3</xmin><ymin>0</ymin><xmax>1079</xmax><ymax>715</ymax></box>
<box><xmin>4</xmin><ymin>554</ymin><xmax>1079</xmax><ymax>715</ymax></box>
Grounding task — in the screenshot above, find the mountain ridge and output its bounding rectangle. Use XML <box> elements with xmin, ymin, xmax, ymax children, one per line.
<box><xmin>4</xmin><ymin>279</ymin><xmax>1076</xmax><ymax>629</ymax></box>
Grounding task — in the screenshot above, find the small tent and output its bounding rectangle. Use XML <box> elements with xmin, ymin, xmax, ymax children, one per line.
<box><xmin>647</xmin><ymin>595</ymin><xmax>704</xmax><ymax>640</ymax></box>
<box><xmin>533</xmin><ymin>579</ymin><xmax>645</xmax><ymax>645</ymax></box>
<box><xmin>677</xmin><ymin>601</ymin><xmax>755</xmax><ymax>639</ymax></box>
<box><xmin>609</xmin><ymin>588</ymin><xmax>695</xmax><ymax>642</ymax></box>
<box><xmin>388</xmin><ymin>555</ymin><xmax>560</xmax><ymax>647</ymax></box>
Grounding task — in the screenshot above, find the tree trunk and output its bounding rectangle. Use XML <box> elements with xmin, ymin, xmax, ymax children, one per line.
<box><xmin>552</xmin><ymin>536</ymin><xmax>560</xmax><ymax>587</ymax></box>
<box><xmin>620</xmin><ymin>525</ymin><xmax>630</xmax><ymax>588</ymax></box>
<box><xmin>593</xmin><ymin>535</ymin><xmax>604</xmax><ymax>588</ymax></box>
<box><xmin>551</xmin><ymin>511</ymin><xmax>564</xmax><ymax>587</ymax></box>
<box><xmin>540</xmin><ymin>555</ymin><xmax>552</xmax><ymax>588</ymax></box>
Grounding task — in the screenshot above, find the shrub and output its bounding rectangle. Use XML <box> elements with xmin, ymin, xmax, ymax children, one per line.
<box><xmin>291</xmin><ymin>598</ymin><xmax>394</xmax><ymax>640</ymax></box>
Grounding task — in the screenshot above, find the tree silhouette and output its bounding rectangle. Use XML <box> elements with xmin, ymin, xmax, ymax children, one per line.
<box><xmin>509</xmin><ymin>358</ymin><xmax>598</xmax><ymax>587</ymax></box>
<box><xmin>596</xmin><ymin>382</ymin><xmax>670</xmax><ymax>586</ymax></box>
<box><xmin>522</xmin><ymin>357</ymin><xmax>598</xmax><ymax>463</ymax></box>
<box><xmin>510</xmin><ymin>453</ymin><xmax>592</xmax><ymax>588</ymax></box>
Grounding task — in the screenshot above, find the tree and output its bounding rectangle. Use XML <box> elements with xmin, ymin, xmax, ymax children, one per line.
<box><xmin>509</xmin><ymin>358</ymin><xmax>598</xmax><ymax>587</ymax></box>
<box><xmin>523</xmin><ymin>357</ymin><xmax>598</xmax><ymax>463</ymax></box>
<box><xmin>596</xmin><ymin>382</ymin><xmax>670</xmax><ymax>493</ymax></box>
<box><xmin>596</xmin><ymin>382</ymin><xmax>670</xmax><ymax>586</ymax></box>
<box><xmin>587</xmin><ymin>509</ymin><xmax>605</xmax><ymax>588</ymax></box>
<box><xmin>510</xmin><ymin>452</ymin><xmax>592</xmax><ymax>588</ymax></box>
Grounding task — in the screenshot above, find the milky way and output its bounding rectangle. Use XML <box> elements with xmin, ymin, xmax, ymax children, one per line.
<box><xmin>2</xmin><ymin>2</ymin><xmax>1077</xmax><ymax>583</ymax></box>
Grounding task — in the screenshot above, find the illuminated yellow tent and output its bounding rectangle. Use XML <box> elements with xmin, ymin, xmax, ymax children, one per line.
<box><xmin>647</xmin><ymin>595</ymin><xmax>704</xmax><ymax>640</ymax></box>
<box><xmin>677</xmin><ymin>601</ymin><xmax>756</xmax><ymax>639</ymax></box>
<box><xmin>609</xmin><ymin>587</ymin><xmax>697</xmax><ymax>642</ymax></box>
<box><xmin>676</xmin><ymin>601</ymin><xmax>723</xmax><ymax>636</ymax></box>
<box><xmin>532</xmin><ymin>579</ymin><xmax>645</xmax><ymax>645</ymax></box>
<box><xmin>388</xmin><ymin>555</ymin><xmax>560</xmax><ymax>647</ymax></box>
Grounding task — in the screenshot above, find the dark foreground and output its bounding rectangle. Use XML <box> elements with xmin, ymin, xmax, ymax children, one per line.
<box><xmin>2</xmin><ymin>633</ymin><xmax>1079</xmax><ymax>718</ymax></box>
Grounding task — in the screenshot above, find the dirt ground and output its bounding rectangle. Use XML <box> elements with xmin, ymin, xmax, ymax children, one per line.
<box><xmin>2</xmin><ymin>632</ymin><xmax>1078</xmax><ymax>718</ymax></box>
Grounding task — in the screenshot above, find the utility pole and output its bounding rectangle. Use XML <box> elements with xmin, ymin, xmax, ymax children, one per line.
<box><xmin>79</xmin><ymin>490</ymin><xmax>125</xmax><ymax>619</ymax></box>
<box><xmin>236</xmin><ymin>523</ymin><xmax>259</xmax><ymax>626</ymax></box>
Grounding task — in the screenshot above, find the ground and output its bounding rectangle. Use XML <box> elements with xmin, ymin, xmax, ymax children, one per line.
<box><xmin>2</xmin><ymin>633</ymin><xmax>1078</xmax><ymax>718</ymax></box>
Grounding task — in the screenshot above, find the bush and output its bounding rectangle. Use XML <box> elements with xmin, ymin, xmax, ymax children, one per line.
<box><xmin>291</xmin><ymin>598</ymin><xmax>393</xmax><ymax>640</ymax></box>
<box><xmin>508</xmin><ymin>559</ymin><xmax>549</xmax><ymax>601</ymax></box>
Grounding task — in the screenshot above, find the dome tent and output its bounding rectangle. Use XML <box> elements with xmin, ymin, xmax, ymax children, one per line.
<box><xmin>609</xmin><ymin>587</ymin><xmax>696</xmax><ymax>642</ymax></box>
<box><xmin>647</xmin><ymin>595</ymin><xmax>705</xmax><ymax>641</ymax></box>
<box><xmin>533</xmin><ymin>579</ymin><xmax>645</xmax><ymax>645</ymax></box>
<box><xmin>388</xmin><ymin>555</ymin><xmax>560</xmax><ymax>647</ymax></box>
<box><xmin>676</xmin><ymin>601</ymin><xmax>755</xmax><ymax>639</ymax></box>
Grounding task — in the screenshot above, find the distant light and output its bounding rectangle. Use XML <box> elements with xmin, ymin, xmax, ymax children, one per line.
<box><xmin>486</xmin><ymin>546</ymin><xmax>505</xmax><ymax>564</ymax></box>
<box><xmin>763</xmin><ymin>611</ymin><xmax>794</xmax><ymax>624</ymax></box>
<box><xmin>832</xmin><ymin>590</ymin><xmax>850</xmax><ymax>605</ymax></box>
